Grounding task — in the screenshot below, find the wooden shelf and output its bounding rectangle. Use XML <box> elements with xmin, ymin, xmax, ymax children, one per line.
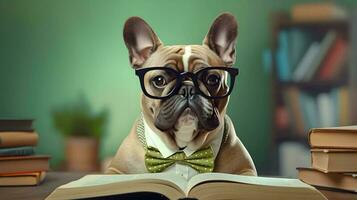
<box><xmin>277</xmin><ymin>79</ymin><xmax>348</xmax><ymax>91</ymax></box>
<box><xmin>277</xmin><ymin>19</ymin><xmax>349</xmax><ymax>29</ymax></box>
<box><xmin>268</xmin><ymin>10</ymin><xmax>357</xmax><ymax>176</ymax></box>
<box><xmin>272</xmin><ymin>13</ymin><xmax>349</xmax><ymax>29</ymax></box>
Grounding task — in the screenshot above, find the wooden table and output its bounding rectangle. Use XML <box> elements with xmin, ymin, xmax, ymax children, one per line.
<box><xmin>0</xmin><ymin>172</ymin><xmax>356</xmax><ymax>200</ymax></box>
<box><xmin>0</xmin><ymin>172</ymin><xmax>86</xmax><ymax>200</ymax></box>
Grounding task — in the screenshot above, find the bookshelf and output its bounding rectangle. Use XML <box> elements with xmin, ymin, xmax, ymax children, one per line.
<box><xmin>269</xmin><ymin>12</ymin><xmax>357</xmax><ymax>176</ymax></box>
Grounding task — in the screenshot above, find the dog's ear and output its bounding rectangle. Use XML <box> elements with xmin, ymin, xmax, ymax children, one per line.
<box><xmin>123</xmin><ymin>17</ymin><xmax>163</xmax><ymax>68</ymax></box>
<box><xmin>203</xmin><ymin>13</ymin><xmax>238</xmax><ymax>66</ymax></box>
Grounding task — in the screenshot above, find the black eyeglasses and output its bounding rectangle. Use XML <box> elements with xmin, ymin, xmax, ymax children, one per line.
<box><xmin>135</xmin><ymin>66</ymin><xmax>239</xmax><ymax>99</ymax></box>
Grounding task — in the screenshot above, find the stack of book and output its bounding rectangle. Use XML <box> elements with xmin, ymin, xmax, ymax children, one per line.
<box><xmin>297</xmin><ymin>126</ymin><xmax>357</xmax><ymax>193</ymax></box>
<box><xmin>0</xmin><ymin>119</ymin><xmax>50</xmax><ymax>186</ymax></box>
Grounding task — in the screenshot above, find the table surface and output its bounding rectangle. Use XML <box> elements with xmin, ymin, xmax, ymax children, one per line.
<box><xmin>0</xmin><ymin>172</ymin><xmax>86</xmax><ymax>200</ymax></box>
<box><xmin>0</xmin><ymin>172</ymin><xmax>356</xmax><ymax>200</ymax></box>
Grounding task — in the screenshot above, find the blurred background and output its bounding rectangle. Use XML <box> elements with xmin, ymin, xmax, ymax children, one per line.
<box><xmin>0</xmin><ymin>0</ymin><xmax>356</xmax><ymax>177</ymax></box>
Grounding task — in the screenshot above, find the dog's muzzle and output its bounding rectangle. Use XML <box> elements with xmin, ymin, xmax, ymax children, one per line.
<box><xmin>155</xmin><ymin>84</ymin><xmax>219</xmax><ymax>132</ymax></box>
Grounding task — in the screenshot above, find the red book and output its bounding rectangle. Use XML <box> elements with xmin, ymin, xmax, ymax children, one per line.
<box><xmin>318</xmin><ymin>37</ymin><xmax>348</xmax><ymax>80</ymax></box>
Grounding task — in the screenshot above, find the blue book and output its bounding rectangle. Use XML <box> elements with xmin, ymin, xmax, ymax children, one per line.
<box><xmin>331</xmin><ymin>88</ymin><xmax>340</xmax><ymax>126</ymax></box>
<box><xmin>0</xmin><ymin>146</ymin><xmax>34</xmax><ymax>156</ymax></box>
<box><xmin>276</xmin><ymin>31</ymin><xmax>291</xmax><ymax>81</ymax></box>
<box><xmin>288</xmin><ymin>29</ymin><xmax>312</xmax><ymax>71</ymax></box>
<box><xmin>304</xmin><ymin>93</ymin><xmax>319</xmax><ymax>129</ymax></box>
<box><xmin>299</xmin><ymin>92</ymin><xmax>311</xmax><ymax>132</ymax></box>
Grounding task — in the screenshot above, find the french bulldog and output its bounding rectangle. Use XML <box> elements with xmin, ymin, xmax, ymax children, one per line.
<box><xmin>107</xmin><ymin>13</ymin><xmax>257</xmax><ymax>178</ymax></box>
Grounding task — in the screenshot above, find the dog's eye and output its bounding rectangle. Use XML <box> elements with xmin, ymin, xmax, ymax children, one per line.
<box><xmin>152</xmin><ymin>75</ymin><xmax>167</xmax><ymax>88</ymax></box>
<box><xmin>205</xmin><ymin>74</ymin><xmax>221</xmax><ymax>86</ymax></box>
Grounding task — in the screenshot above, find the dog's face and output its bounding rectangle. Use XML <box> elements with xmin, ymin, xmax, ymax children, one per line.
<box><xmin>123</xmin><ymin>13</ymin><xmax>238</xmax><ymax>149</ymax></box>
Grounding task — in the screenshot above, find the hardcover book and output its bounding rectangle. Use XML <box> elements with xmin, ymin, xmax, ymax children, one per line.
<box><xmin>0</xmin><ymin>146</ymin><xmax>34</xmax><ymax>157</ymax></box>
<box><xmin>46</xmin><ymin>173</ymin><xmax>327</xmax><ymax>200</ymax></box>
<box><xmin>309</xmin><ymin>126</ymin><xmax>357</xmax><ymax>149</ymax></box>
<box><xmin>0</xmin><ymin>132</ymin><xmax>38</xmax><ymax>148</ymax></box>
<box><xmin>311</xmin><ymin>149</ymin><xmax>357</xmax><ymax>173</ymax></box>
<box><xmin>0</xmin><ymin>119</ymin><xmax>34</xmax><ymax>132</ymax></box>
<box><xmin>0</xmin><ymin>155</ymin><xmax>50</xmax><ymax>174</ymax></box>
<box><xmin>0</xmin><ymin>171</ymin><xmax>46</xmax><ymax>186</ymax></box>
<box><xmin>298</xmin><ymin>167</ymin><xmax>357</xmax><ymax>193</ymax></box>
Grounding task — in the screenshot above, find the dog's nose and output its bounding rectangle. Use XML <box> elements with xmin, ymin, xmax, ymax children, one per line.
<box><xmin>178</xmin><ymin>85</ymin><xmax>195</xmax><ymax>98</ymax></box>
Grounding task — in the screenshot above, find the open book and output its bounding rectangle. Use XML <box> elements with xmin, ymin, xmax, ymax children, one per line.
<box><xmin>46</xmin><ymin>173</ymin><xmax>327</xmax><ymax>200</ymax></box>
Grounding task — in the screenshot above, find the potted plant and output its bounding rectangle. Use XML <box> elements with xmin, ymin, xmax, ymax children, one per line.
<box><xmin>52</xmin><ymin>95</ymin><xmax>108</xmax><ymax>172</ymax></box>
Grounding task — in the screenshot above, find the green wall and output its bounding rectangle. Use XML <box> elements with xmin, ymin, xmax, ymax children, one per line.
<box><xmin>1</xmin><ymin>0</ymin><xmax>356</xmax><ymax>174</ymax></box>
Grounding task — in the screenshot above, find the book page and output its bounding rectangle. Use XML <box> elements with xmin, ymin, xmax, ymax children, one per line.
<box><xmin>60</xmin><ymin>173</ymin><xmax>189</xmax><ymax>193</ymax></box>
<box><xmin>313</xmin><ymin>126</ymin><xmax>357</xmax><ymax>131</ymax></box>
<box><xmin>186</xmin><ymin>173</ymin><xmax>313</xmax><ymax>193</ymax></box>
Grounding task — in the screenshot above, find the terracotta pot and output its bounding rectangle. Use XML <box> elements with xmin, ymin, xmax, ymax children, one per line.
<box><xmin>65</xmin><ymin>136</ymin><xmax>99</xmax><ymax>172</ymax></box>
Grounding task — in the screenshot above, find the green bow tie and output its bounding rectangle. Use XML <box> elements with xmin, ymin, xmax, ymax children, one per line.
<box><xmin>145</xmin><ymin>146</ymin><xmax>214</xmax><ymax>173</ymax></box>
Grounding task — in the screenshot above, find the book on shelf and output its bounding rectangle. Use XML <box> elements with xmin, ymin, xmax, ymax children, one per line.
<box><xmin>317</xmin><ymin>92</ymin><xmax>336</xmax><ymax>127</ymax></box>
<box><xmin>311</xmin><ymin>149</ymin><xmax>357</xmax><ymax>173</ymax></box>
<box><xmin>338</xmin><ymin>87</ymin><xmax>350</xmax><ymax>126</ymax></box>
<box><xmin>275</xmin><ymin>106</ymin><xmax>290</xmax><ymax>130</ymax></box>
<box><xmin>331</xmin><ymin>89</ymin><xmax>339</xmax><ymax>128</ymax></box>
<box><xmin>302</xmin><ymin>31</ymin><xmax>337</xmax><ymax>81</ymax></box>
<box><xmin>283</xmin><ymin>87</ymin><xmax>305</xmax><ymax>135</ymax></box>
<box><xmin>300</xmin><ymin>92</ymin><xmax>319</xmax><ymax>132</ymax></box>
<box><xmin>279</xmin><ymin>88</ymin><xmax>350</xmax><ymax>137</ymax></box>
<box><xmin>275</xmin><ymin>23</ymin><xmax>348</xmax><ymax>82</ymax></box>
<box><xmin>297</xmin><ymin>167</ymin><xmax>356</xmax><ymax>193</ymax></box>
<box><xmin>309</xmin><ymin>126</ymin><xmax>357</xmax><ymax>149</ymax></box>
<box><xmin>292</xmin><ymin>42</ymin><xmax>320</xmax><ymax>81</ymax></box>
<box><xmin>276</xmin><ymin>31</ymin><xmax>291</xmax><ymax>81</ymax></box>
<box><xmin>0</xmin><ymin>171</ymin><xmax>46</xmax><ymax>186</ymax></box>
<box><xmin>317</xmin><ymin>88</ymin><xmax>348</xmax><ymax>128</ymax></box>
<box><xmin>0</xmin><ymin>119</ymin><xmax>34</xmax><ymax>132</ymax></box>
<box><xmin>291</xmin><ymin>3</ymin><xmax>348</xmax><ymax>22</ymax></box>
<box><xmin>317</xmin><ymin>37</ymin><xmax>348</xmax><ymax>81</ymax></box>
<box><xmin>0</xmin><ymin>131</ymin><xmax>38</xmax><ymax>148</ymax></box>
<box><xmin>46</xmin><ymin>173</ymin><xmax>327</xmax><ymax>200</ymax></box>
<box><xmin>288</xmin><ymin>28</ymin><xmax>312</xmax><ymax>70</ymax></box>
<box><xmin>0</xmin><ymin>155</ymin><xmax>50</xmax><ymax>174</ymax></box>
<box><xmin>276</xmin><ymin>29</ymin><xmax>315</xmax><ymax>81</ymax></box>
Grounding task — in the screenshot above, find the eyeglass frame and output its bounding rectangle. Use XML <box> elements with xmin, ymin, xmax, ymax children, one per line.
<box><xmin>135</xmin><ymin>66</ymin><xmax>239</xmax><ymax>100</ymax></box>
